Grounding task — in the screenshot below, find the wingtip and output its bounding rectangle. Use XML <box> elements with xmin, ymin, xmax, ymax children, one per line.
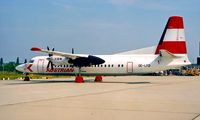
<box><xmin>31</xmin><ymin>47</ymin><xmax>41</xmax><ymax>51</ymax></box>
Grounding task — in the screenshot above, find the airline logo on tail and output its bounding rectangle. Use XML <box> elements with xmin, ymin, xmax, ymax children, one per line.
<box><xmin>155</xmin><ymin>16</ymin><xmax>187</xmax><ymax>54</ymax></box>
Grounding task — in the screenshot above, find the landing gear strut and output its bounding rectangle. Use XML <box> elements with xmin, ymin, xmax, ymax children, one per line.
<box><xmin>75</xmin><ymin>67</ymin><xmax>84</xmax><ymax>83</ymax></box>
<box><xmin>24</xmin><ymin>73</ymin><xmax>30</xmax><ymax>81</ymax></box>
<box><xmin>74</xmin><ymin>67</ymin><xmax>103</xmax><ymax>83</ymax></box>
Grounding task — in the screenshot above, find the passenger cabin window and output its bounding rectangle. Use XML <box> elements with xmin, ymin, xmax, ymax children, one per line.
<box><xmin>118</xmin><ymin>64</ymin><xmax>124</xmax><ymax>67</ymax></box>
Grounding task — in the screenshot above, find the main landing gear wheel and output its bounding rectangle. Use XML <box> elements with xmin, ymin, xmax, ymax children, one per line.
<box><xmin>75</xmin><ymin>67</ymin><xmax>84</xmax><ymax>83</ymax></box>
<box><xmin>75</xmin><ymin>75</ymin><xmax>84</xmax><ymax>83</ymax></box>
<box><xmin>95</xmin><ymin>76</ymin><xmax>103</xmax><ymax>82</ymax></box>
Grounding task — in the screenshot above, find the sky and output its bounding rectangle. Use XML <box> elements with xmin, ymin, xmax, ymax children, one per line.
<box><xmin>0</xmin><ymin>0</ymin><xmax>200</xmax><ymax>63</ymax></box>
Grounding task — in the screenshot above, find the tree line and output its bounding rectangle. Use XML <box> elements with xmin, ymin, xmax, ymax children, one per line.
<box><xmin>0</xmin><ymin>57</ymin><xmax>26</xmax><ymax>72</ymax></box>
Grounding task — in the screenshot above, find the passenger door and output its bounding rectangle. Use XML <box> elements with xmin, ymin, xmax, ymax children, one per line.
<box><xmin>127</xmin><ymin>62</ymin><xmax>133</xmax><ymax>73</ymax></box>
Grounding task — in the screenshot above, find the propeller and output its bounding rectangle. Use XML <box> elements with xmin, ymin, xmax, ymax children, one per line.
<box><xmin>47</xmin><ymin>60</ymin><xmax>54</xmax><ymax>70</ymax></box>
<box><xmin>46</xmin><ymin>46</ymin><xmax>55</xmax><ymax>70</ymax></box>
<box><xmin>47</xmin><ymin>46</ymin><xmax>54</xmax><ymax>57</ymax></box>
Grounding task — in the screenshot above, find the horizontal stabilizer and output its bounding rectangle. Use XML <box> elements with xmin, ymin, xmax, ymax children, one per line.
<box><xmin>114</xmin><ymin>46</ymin><xmax>156</xmax><ymax>55</ymax></box>
<box><xmin>159</xmin><ymin>49</ymin><xmax>182</xmax><ymax>58</ymax></box>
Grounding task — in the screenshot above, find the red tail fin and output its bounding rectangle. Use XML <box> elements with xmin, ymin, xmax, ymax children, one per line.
<box><xmin>155</xmin><ymin>16</ymin><xmax>187</xmax><ymax>54</ymax></box>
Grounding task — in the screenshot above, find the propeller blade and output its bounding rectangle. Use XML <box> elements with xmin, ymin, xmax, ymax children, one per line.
<box><xmin>46</xmin><ymin>46</ymin><xmax>54</xmax><ymax>70</ymax></box>
<box><xmin>47</xmin><ymin>46</ymin><xmax>54</xmax><ymax>57</ymax></box>
<box><xmin>47</xmin><ymin>61</ymin><xmax>54</xmax><ymax>70</ymax></box>
<box><xmin>47</xmin><ymin>61</ymin><xmax>50</xmax><ymax>69</ymax></box>
<box><xmin>50</xmin><ymin>61</ymin><xmax>54</xmax><ymax>70</ymax></box>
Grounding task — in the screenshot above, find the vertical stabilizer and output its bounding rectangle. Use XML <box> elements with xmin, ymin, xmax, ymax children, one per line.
<box><xmin>155</xmin><ymin>16</ymin><xmax>187</xmax><ymax>54</ymax></box>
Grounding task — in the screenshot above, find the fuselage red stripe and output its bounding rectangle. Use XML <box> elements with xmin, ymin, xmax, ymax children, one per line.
<box><xmin>155</xmin><ymin>41</ymin><xmax>187</xmax><ymax>54</ymax></box>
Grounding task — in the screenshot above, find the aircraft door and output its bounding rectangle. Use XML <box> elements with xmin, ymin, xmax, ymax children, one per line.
<box><xmin>37</xmin><ymin>59</ymin><xmax>44</xmax><ymax>73</ymax></box>
<box><xmin>127</xmin><ymin>62</ymin><xmax>133</xmax><ymax>73</ymax></box>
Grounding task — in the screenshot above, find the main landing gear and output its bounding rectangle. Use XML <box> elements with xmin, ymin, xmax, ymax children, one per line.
<box><xmin>75</xmin><ymin>67</ymin><xmax>84</xmax><ymax>83</ymax></box>
<box><xmin>75</xmin><ymin>75</ymin><xmax>84</xmax><ymax>83</ymax></box>
<box><xmin>95</xmin><ymin>76</ymin><xmax>103</xmax><ymax>82</ymax></box>
<box><xmin>75</xmin><ymin>67</ymin><xmax>103</xmax><ymax>83</ymax></box>
<box><xmin>75</xmin><ymin>75</ymin><xmax>103</xmax><ymax>83</ymax></box>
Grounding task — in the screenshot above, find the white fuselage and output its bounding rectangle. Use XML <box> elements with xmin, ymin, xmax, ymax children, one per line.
<box><xmin>15</xmin><ymin>16</ymin><xmax>192</xmax><ymax>76</ymax></box>
<box><xmin>17</xmin><ymin>54</ymin><xmax>190</xmax><ymax>76</ymax></box>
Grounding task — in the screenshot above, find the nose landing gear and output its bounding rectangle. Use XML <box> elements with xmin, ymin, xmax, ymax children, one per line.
<box><xmin>24</xmin><ymin>73</ymin><xmax>30</xmax><ymax>81</ymax></box>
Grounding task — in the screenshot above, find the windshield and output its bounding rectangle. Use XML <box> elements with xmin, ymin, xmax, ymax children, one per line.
<box><xmin>29</xmin><ymin>60</ymin><xmax>34</xmax><ymax>63</ymax></box>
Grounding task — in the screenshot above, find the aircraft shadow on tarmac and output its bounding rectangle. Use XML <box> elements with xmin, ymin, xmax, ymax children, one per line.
<box><xmin>7</xmin><ymin>79</ymin><xmax>151</xmax><ymax>85</ymax></box>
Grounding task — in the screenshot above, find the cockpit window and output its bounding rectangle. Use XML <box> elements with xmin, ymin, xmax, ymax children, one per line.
<box><xmin>29</xmin><ymin>60</ymin><xmax>34</xmax><ymax>63</ymax></box>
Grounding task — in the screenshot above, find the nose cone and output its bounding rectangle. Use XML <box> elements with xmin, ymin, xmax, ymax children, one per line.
<box><xmin>16</xmin><ymin>64</ymin><xmax>25</xmax><ymax>72</ymax></box>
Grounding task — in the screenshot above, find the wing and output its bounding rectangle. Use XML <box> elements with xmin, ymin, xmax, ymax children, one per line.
<box><xmin>31</xmin><ymin>47</ymin><xmax>105</xmax><ymax>67</ymax></box>
<box><xmin>31</xmin><ymin>47</ymin><xmax>86</xmax><ymax>59</ymax></box>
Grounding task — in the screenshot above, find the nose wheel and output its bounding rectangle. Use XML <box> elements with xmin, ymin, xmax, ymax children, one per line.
<box><xmin>24</xmin><ymin>73</ymin><xmax>30</xmax><ymax>81</ymax></box>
